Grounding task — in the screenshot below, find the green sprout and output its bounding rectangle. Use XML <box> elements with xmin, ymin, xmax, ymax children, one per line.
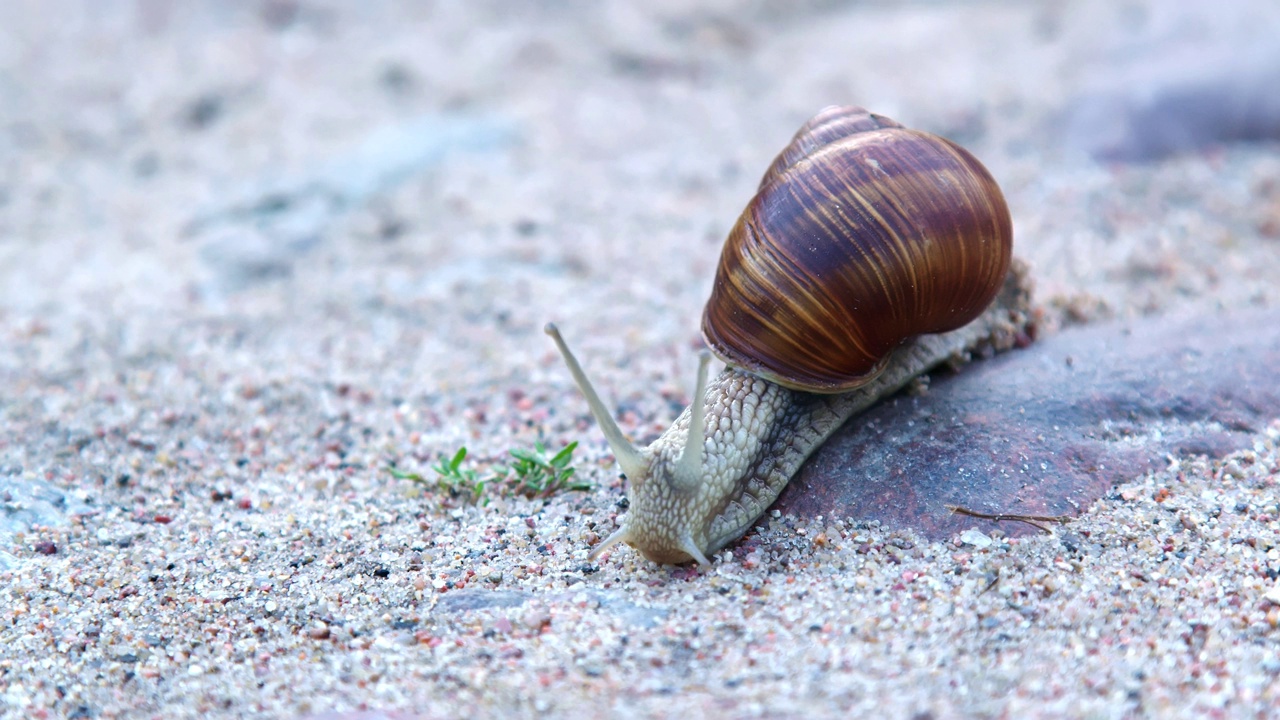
<box><xmin>505</xmin><ymin>441</ymin><xmax>591</xmax><ymax>499</ymax></box>
<box><xmin>388</xmin><ymin>441</ymin><xmax>591</xmax><ymax>504</ymax></box>
<box><xmin>388</xmin><ymin>447</ymin><xmax>487</xmax><ymax>505</ymax></box>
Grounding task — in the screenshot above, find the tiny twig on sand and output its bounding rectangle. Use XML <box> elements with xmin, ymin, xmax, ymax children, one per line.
<box><xmin>946</xmin><ymin>505</ymin><xmax>1073</xmax><ymax>534</ymax></box>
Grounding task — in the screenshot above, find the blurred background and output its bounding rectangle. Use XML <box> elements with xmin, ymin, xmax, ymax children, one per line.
<box><xmin>1</xmin><ymin>0</ymin><xmax>1278</xmax><ymax>404</ymax></box>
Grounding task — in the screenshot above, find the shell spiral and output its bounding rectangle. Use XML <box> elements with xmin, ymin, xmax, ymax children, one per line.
<box><xmin>701</xmin><ymin>106</ymin><xmax>1013</xmax><ymax>393</ymax></box>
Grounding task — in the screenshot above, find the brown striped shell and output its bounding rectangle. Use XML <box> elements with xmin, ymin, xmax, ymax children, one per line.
<box><xmin>701</xmin><ymin>106</ymin><xmax>1013</xmax><ymax>393</ymax></box>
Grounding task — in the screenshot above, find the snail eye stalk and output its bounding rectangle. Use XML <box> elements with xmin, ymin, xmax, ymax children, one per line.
<box><xmin>671</xmin><ymin>351</ymin><xmax>711</xmax><ymax>492</ymax></box>
<box><xmin>544</xmin><ymin>323</ymin><xmax>648</xmax><ymax>481</ymax></box>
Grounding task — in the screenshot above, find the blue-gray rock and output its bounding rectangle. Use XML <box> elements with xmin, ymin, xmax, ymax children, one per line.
<box><xmin>0</xmin><ymin>476</ymin><xmax>96</xmax><ymax>569</ymax></box>
<box><xmin>192</xmin><ymin>112</ymin><xmax>517</xmax><ymax>291</ymax></box>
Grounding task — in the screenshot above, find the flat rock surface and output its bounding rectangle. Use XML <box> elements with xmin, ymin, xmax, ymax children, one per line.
<box><xmin>777</xmin><ymin>307</ymin><xmax>1280</xmax><ymax>538</ymax></box>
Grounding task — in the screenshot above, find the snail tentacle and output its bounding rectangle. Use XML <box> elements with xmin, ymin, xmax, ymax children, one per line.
<box><xmin>544</xmin><ymin>323</ymin><xmax>649</xmax><ymax>481</ymax></box>
<box><xmin>671</xmin><ymin>350</ymin><xmax>712</xmax><ymax>492</ymax></box>
<box><xmin>588</xmin><ymin>525</ymin><xmax>631</xmax><ymax>562</ymax></box>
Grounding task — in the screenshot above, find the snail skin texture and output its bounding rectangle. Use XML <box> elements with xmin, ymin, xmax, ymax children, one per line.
<box><xmin>547</xmin><ymin>106</ymin><xmax>1027</xmax><ymax>566</ymax></box>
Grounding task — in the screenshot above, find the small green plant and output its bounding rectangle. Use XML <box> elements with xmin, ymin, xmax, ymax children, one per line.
<box><xmin>388</xmin><ymin>447</ymin><xmax>488</xmax><ymax>505</ymax></box>
<box><xmin>388</xmin><ymin>441</ymin><xmax>590</xmax><ymax>505</ymax></box>
<box><xmin>505</xmin><ymin>441</ymin><xmax>591</xmax><ymax>499</ymax></box>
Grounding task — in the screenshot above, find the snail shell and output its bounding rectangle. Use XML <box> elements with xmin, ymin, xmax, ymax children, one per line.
<box><xmin>701</xmin><ymin>106</ymin><xmax>1013</xmax><ymax>392</ymax></box>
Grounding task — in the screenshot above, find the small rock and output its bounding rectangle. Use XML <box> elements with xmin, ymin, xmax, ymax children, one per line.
<box><xmin>959</xmin><ymin>529</ymin><xmax>993</xmax><ymax>548</ymax></box>
<box><xmin>521</xmin><ymin>606</ymin><xmax>551</xmax><ymax>631</ymax></box>
<box><xmin>1263</xmin><ymin>583</ymin><xmax>1280</xmax><ymax>606</ymax></box>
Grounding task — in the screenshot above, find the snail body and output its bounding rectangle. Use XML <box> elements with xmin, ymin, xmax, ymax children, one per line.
<box><xmin>546</xmin><ymin>106</ymin><xmax>1023</xmax><ymax>565</ymax></box>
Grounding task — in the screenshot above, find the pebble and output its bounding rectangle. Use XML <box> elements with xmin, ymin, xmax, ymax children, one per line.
<box><xmin>958</xmin><ymin>529</ymin><xmax>994</xmax><ymax>548</ymax></box>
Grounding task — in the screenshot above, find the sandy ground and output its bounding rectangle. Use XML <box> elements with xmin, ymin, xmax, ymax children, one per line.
<box><xmin>2</xmin><ymin>1</ymin><xmax>1280</xmax><ymax>718</ymax></box>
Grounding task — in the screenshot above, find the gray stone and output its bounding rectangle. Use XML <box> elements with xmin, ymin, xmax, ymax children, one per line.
<box><xmin>774</xmin><ymin>307</ymin><xmax>1280</xmax><ymax>539</ymax></box>
<box><xmin>0</xmin><ymin>476</ymin><xmax>96</xmax><ymax>569</ymax></box>
<box><xmin>191</xmin><ymin>112</ymin><xmax>517</xmax><ymax>292</ymax></box>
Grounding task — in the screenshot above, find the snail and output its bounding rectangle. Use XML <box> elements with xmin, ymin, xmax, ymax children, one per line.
<box><xmin>546</xmin><ymin>106</ymin><xmax>1028</xmax><ymax>566</ymax></box>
